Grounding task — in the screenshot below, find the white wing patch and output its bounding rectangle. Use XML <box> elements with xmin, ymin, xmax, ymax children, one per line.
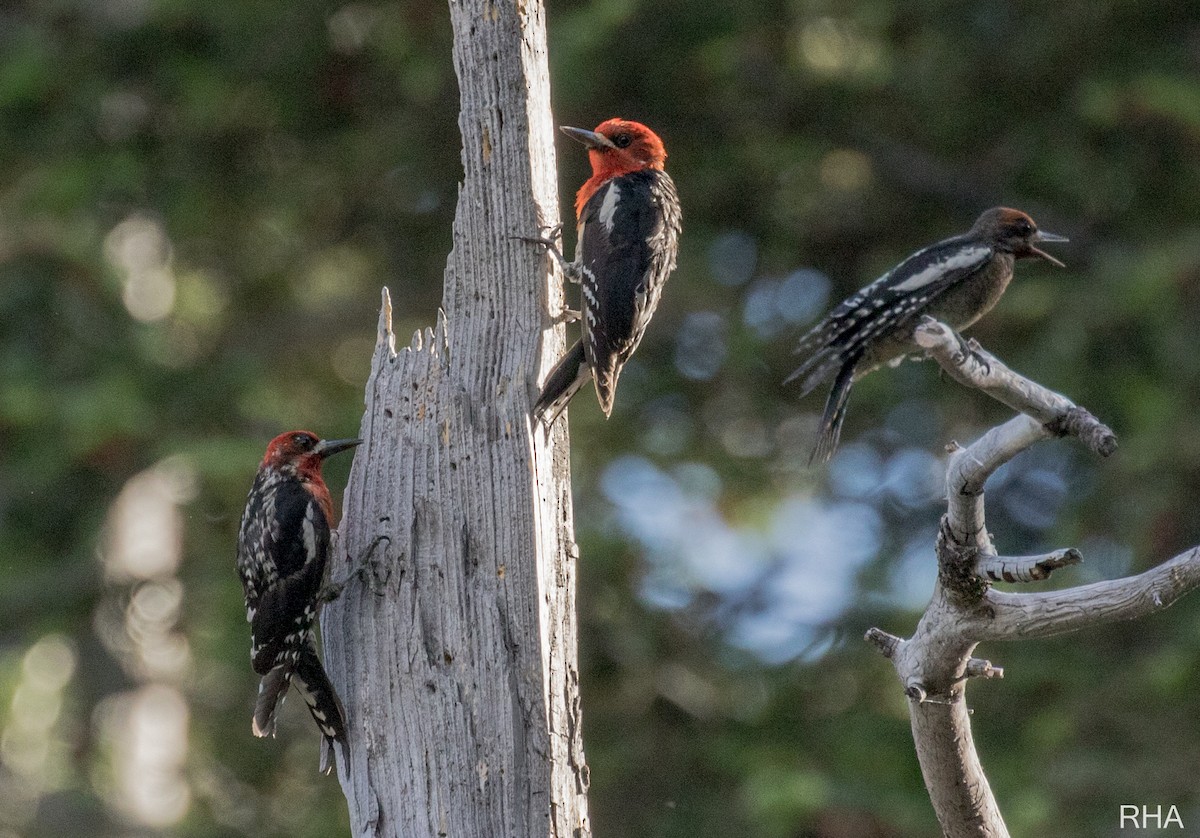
<box><xmin>581</xmin><ymin>280</ymin><xmax>599</xmax><ymax>309</ymax></box>
<box><xmin>303</xmin><ymin>505</ymin><xmax>319</xmax><ymax>564</ymax></box>
<box><xmin>598</xmin><ymin>182</ymin><xmax>621</xmax><ymax>232</ymax></box>
<box><xmin>889</xmin><ymin>245</ymin><xmax>989</xmax><ymax>292</ymax></box>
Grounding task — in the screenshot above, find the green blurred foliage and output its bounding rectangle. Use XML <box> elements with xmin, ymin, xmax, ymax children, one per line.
<box><xmin>2</xmin><ymin>0</ymin><xmax>1199</xmax><ymax>836</ymax></box>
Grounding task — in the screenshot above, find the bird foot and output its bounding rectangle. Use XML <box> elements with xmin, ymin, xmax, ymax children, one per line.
<box><xmin>512</xmin><ymin>223</ymin><xmax>563</xmax><ymax>253</ymax></box>
<box><xmin>557</xmin><ymin>308</ymin><xmax>581</xmax><ymax>324</ymax></box>
<box><xmin>320</xmin><ymin>534</ymin><xmax>391</xmax><ymax>602</ymax></box>
<box><xmin>513</xmin><ymin>224</ymin><xmax>581</xmax><ymax>283</ymax></box>
<box><xmin>949</xmin><ymin>330</ymin><xmax>991</xmax><ymax>375</ymax></box>
<box><xmin>316</xmin><ymin>582</ymin><xmax>344</xmax><ymax>604</ymax></box>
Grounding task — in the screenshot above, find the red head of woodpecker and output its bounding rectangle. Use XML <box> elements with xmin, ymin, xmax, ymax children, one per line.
<box><xmin>531</xmin><ymin>118</ymin><xmax>682</xmax><ymax>425</ymax></box>
<box><xmin>565</xmin><ymin>117</ymin><xmax>669</xmax><ymax>217</ymax></box>
<box><xmin>236</xmin><ymin>430</ymin><xmax>361</xmax><ymax>774</ymax></box>
<box><xmin>788</xmin><ymin>207</ymin><xmax>1067</xmax><ymax>463</ymax></box>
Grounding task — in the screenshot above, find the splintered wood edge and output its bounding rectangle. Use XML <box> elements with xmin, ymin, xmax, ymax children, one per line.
<box><xmin>378</xmin><ymin>286</ymin><xmax>397</xmax><ymax>358</ymax></box>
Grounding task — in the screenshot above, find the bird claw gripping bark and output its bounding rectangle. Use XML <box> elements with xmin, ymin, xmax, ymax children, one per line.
<box><xmin>952</xmin><ymin>331</ymin><xmax>992</xmax><ymax>376</ymax></box>
<box><xmin>514</xmin><ymin>223</ymin><xmax>581</xmax><ymax>283</ymax></box>
<box><xmin>512</xmin><ymin>222</ymin><xmax>563</xmax><ymax>249</ymax></box>
<box><xmin>355</xmin><ymin>533</ymin><xmax>392</xmax><ymax>596</ymax></box>
<box><xmin>321</xmin><ymin>533</ymin><xmax>392</xmax><ymax>601</ymax></box>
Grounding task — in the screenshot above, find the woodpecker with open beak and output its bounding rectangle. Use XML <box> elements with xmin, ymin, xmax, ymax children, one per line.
<box><xmin>788</xmin><ymin>207</ymin><xmax>1068</xmax><ymax>463</ymax></box>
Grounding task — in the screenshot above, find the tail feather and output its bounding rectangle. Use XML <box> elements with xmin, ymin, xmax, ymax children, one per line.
<box><xmin>534</xmin><ymin>341</ymin><xmax>591</xmax><ymax>426</ymax></box>
<box><xmin>252</xmin><ymin>663</ymin><xmax>293</xmax><ymax>739</ymax></box>
<box><xmin>784</xmin><ymin>348</ymin><xmax>843</xmax><ymax>397</ymax></box>
<box><xmin>810</xmin><ymin>355</ymin><xmax>861</xmax><ymax>465</ymax></box>
<box><xmin>591</xmin><ymin>357</ymin><xmax>620</xmax><ymax>418</ymax></box>
<box><xmin>295</xmin><ymin>644</ymin><xmax>348</xmax><ymax>775</ymax></box>
<box><xmin>791</xmin><ymin>319</ymin><xmax>842</xmax><ymax>359</ymax></box>
<box><xmin>789</xmin><ymin>301</ymin><xmax>891</xmax><ymax>394</ymax></box>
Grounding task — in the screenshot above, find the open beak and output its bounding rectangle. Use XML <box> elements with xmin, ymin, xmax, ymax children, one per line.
<box><xmin>315</xmin><ymin>438</ymin><xmax>363</xmax><ymax>459</ymax></box>
<box><xmin>1029</xmin><ymin>230</ymin><xmax>1068</xmax><ymax>268</ymax></box>
<box><xmin>560</xmin><ymin>125</ymin><xmax>617</xmax><ymax>150</ymax></box>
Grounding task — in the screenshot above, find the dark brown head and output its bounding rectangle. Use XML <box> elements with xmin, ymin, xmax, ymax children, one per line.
<box><xmin>971</xmin><ymin>207</ymin><xmax>1068</xmax><ymax>267</ymax></box>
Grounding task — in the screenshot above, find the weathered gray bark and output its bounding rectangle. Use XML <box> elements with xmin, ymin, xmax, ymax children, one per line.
<box><xmin>867</xmin><ymin>317</ymin><xmax>1200</xmax><ymax>838</ymax></box>
<box><xmin>319</xmin><ymin>0</ymin><xmax>590</xmax><ymax>835</ymax></box>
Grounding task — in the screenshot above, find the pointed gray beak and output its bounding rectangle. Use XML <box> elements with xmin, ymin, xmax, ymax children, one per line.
<box><xmin>315</xmin><ymin>438</ymin><xmax>363</xmax><ymax>459</ymax></box>
<box><xmin>1030</xmin><ymin>230</ymin><xmax>1068</xmax><ymax>268</ymax></box>
<box><xmin>1035</xmin><ymin>231</ymin><xmax>1069</xmax><ymax>243</ymax></box>
<box><xmin>560</xmin><ymin>125</ymin><xmax>616</xmax><ymax>150</ymax></box>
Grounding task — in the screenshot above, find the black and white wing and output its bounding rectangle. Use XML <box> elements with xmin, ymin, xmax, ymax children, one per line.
<box><xmin>236</xmin><ymin>472</ymin><xmax>331</xmax><ymax>676</ymax></box>
<box><xmin>788</xmin><ymin>236</ymin><xmax>993</xmax><ymax>394</ymax></box>
<box><xmin>576</xmin><ymin>169</ymin><xmax>681</xmax><ymax>415</ymax></box>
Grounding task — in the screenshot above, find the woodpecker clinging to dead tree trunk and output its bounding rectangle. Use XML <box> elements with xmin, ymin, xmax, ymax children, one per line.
<box><xmin>789</xmin><ymin>207</ymin><xmax>1067</xmax><ymax>463</ymax></box>
<box><xmin>236</xmin><ymin>430</ymin><xmax>361</xmax><ymax>774</ymax></box>
<box><xmin>527</xmin><ymin>118</ymin><xmax>682</xmax><ymax>425</ymax></box>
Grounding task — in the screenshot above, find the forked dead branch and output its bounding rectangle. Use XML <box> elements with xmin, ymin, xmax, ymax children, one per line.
<box><xmin>865</xmin><ymin>316</ymin><xmax>1200</xmax><ymax>838</ymax></box>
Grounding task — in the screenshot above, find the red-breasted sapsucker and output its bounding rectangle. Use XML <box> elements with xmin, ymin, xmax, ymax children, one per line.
<box><xmin>531</xmin><ymin>118</ymin><xmax>682</xmax><ymax>424</ymax></box>
<box><xmin>236</xmin><ymin>430</ymin><xmax>361</xmax><ymax>774</ymax></box>
<box><xmin>789</xmin><ymin>207</ymin><xmax>1067</xmax><ymax>463</ymax></box>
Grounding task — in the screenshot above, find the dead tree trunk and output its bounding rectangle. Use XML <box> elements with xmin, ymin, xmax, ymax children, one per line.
<box><xmin>867</xmin><ymin>318</ymin><xmax>1200</xmax><ymax>837</ymax></box>
<box><xmin>320</xmin><ymin>0</ymin><xmax>590</xmax><ymax>835</ymax></box>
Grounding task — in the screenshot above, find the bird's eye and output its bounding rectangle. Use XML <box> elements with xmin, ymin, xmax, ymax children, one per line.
<box><xmin>292</xmin><ymin>433</ymin><xmax>314</xmax><ymax>450</ymax></box>
<box><xmin>613</xmin><ymin>133</ymin><xmax>633</xmax><ymax>149</ymax></box>
<box><xmin>1016</xmin><ymin>219</ymin><xmax>1034</xmax><ymax>236</ymax></box>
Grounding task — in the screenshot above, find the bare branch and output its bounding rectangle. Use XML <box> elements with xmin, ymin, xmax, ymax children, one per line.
<box><xmin>1045</xmin><ymin>406</ymin><xmax>1118</xmax><ymax>457</ymax></box>
<box><xmin>913</xmin><ymin>318</ymin><xmax>1066</xmax><ymax>419</ymax></box>
<box><xmin>975</xmin><ymin>546</ymin><xmax>1200</xmax><ymax>641</ymax></box>
<box><xmin>976</xmin><ymin>548</ymin><xmax>1082</xmax><ymax>583</ymax></box>
<box><xmin>936</xmin><ymin>519</ymin><xmax>990</xmax><ymax>606</ymax></box>
<box><xmin>864</xmin><ymin>627</ymin><xmax>904</xmax><ymax>659</ymax></box>
<box><xmin>962</xmin><ymin>658</ymin><xmax>1003</xmax><ymax>680</ymax></box>
<box><xmin>909</xmin><ymin>699</ymin><xmax>1009</xmax><ymax>838</ymax></box>
<box><xmin>864</xmin><ymin>327</ymin><xmax>1195</xmax><ymax>837</ymax></box>
<box><xmin>913</xmin><ymin>317</ymin><xmax>1116</xmax><ymax>457</ymax></box>
<box><xmin>945</xmin><ymin>415</ymin><xmax>1045</xmax><ymax>552</ymax></box>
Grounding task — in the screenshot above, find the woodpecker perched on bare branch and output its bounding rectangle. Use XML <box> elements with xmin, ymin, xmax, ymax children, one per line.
<box><xmin>236</xmin><ymin>430</ymin><xmax>361</xmax><ymax>774</ymax></box>
<box><xmin>527</xmin><ymin>118</ymin><xmax>682</xmax><ymax>424</ymax></box>
<box><xmin>789</xmin><ymin>207</ymin><xmax>1067</xmax><ymax>463</ymax></box>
